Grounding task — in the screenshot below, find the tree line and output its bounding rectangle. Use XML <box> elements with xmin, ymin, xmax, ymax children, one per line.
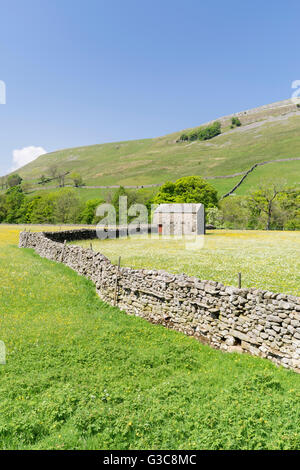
<box><xmin>0</xmin><ymin>174</ymin><xmax>298</xmax><ymax>230</ymax></box>
<box><xmin>0</xmin><ymin>166</ymin><xmax>84</xmax><ymax>193</ymax></box>
<box><xmin>0</xmin><ymin>186</ymin><xmax>102</xmax><ymax>224</ymax></box>
<box><xmin>207</xmin><ymin>183</ymin><xmax>300</xmax><ymax>231</ymax></box>
<box><xmin>154</xmin><ymin>176</ymin><xmax>299</xmax><ymax>230</ymax></box>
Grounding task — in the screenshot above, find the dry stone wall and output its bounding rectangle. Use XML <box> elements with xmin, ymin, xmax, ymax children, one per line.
<box><xmin>19</xmin><ymin>229</ymin><xmax>300</xmax><ymax>373</ymax></box>
<box><xmin>204</xmin><ymin>98</ymin><xmax>300</xmax><ymax>128</ymax></box>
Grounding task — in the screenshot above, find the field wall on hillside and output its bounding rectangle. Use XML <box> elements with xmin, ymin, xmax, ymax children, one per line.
<box><xmin>19</xmin><ymin>229</ymin><xmax>300</xmax><ymax>373</ymax></box>
<box><xmin>206</xmin><ymin>99</ymin><xmax>299</xmax><ymax>127</ymax></box>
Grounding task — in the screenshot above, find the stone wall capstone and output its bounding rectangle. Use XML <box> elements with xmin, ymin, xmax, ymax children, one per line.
<box><xmin>19</xmin><ymin>229</ymin><xmax>300</xmax><ymax>373</ymax></box>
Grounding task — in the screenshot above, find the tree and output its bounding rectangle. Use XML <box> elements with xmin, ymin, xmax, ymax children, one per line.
<box><xmin>7</xmin><ymin>173</ymin><xmax>22</xmax><ymax>188</ymax></box>
<box><xmin>54</xmin><ymin>188</ymin><xmax>82</xmax><ymax>223</ymax></box>
<box><xmin>206</xmin><ymin>207</ymin><xmax>222</xmax><ymax>227</ymax></box>
<box><xmin>39</xmin><ymin>174</ymin><xmax>47</xmax><ymax>185</ymax></box>
<box><xmin>0</xmin><ymin>176</ymin><xmax>7</xmax><ymax>190</ymax></box>
<box><xmin>277</xmin><ymin>188</ymin><xmax>300</xmax><ymax>230</ymax></box>
<box><xmin>80</xmin><ymin>198</ymin><xmax>104</xmax><ymax>224</ymax></box>
<box><xmin>109</xmin><ymin>187</ymin><xmax>153</xmax><ymax>224</ymax></box>
<box><xmin>249</xmin><ymin>181</ymin><xmax>287</xmax><ymax>230</ymax></box>
<box><xmin>219</xmin><ymin>196</ymin><xmax>252</xmax><ymax>229</ymax></box>
<box><xmin>2</xmin><ymin>186</ymin><xmax>25</xmax><ymax>223</ymax></box>
<box><xmin>70</xmin><ymin>172</ymin><xmax>83</xmax><ymax>187</ymax></box>
<box><xmin>111</xmin><ymin>186</ymin><xmax>140</xmax><ymax>224</ymax></box>
<box><xmin>153</xmin><ymin>176</ymin><xmax>219</xmax><ymax>207</ymax></box>
<box><xmin>49</xmin><ymin>165</ymin><xmax>58</xmax><ymax>179</ymax></box>
<box><xmin>21</xmin><ymin>193</ymin><xmax>57</xmax><ymax>224</ymax></box>
<box><xmin>0</xmin><ymin>194</ymin><xmax>7</xmax><ymax>222</ymax></box>
<box><xmin>56</xmin><ymin>171</ymin><xmax>70</xmax><ymax>188</ymax></box>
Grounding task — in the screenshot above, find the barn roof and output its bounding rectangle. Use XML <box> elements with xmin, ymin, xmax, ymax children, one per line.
<box><xmin>154</xmin><ymin>203</ymin><xmax>203</xmax><ymax>213</ymax></box>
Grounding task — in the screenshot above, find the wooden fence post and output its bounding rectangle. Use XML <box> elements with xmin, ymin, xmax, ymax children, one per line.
<box><xmin>238</xmin><ymin>272</ymin><xmax>242</xmax><ymax>289</ymax></box>
<box><xmin>113</xmin><ymin>256</ymin><xmax>121</xmax><ymax>306</ymax></box>
<box><xmin>99</xmin><ymin>266</ymin><xmax>103</xmax><ymax>290</ymax></box>
<box><xmin>24</xmin><ymin>230</ymin><xmax>29</xmax><ymax>247</ymax></box>
<box><xmin>60</xmin><ymin>240</ymin><xmax>67</xmax><ymax>262</ymax></box>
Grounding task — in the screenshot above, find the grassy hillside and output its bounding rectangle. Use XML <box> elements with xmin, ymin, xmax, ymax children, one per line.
<box><xmin>16</xmin><ymin>99</ymin><xmax>300</xmax><ymax>195</ymax></box>
<box><xmin>0</xmin><ymin>226</ymin><xmax>300</xmax><ymax>449</ymax></box>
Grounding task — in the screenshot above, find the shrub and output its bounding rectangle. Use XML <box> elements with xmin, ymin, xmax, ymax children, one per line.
<box><xmin>179</xmin><ymin>122</ymin><xmax>221</xmax><ymax>142</ymax></box>
<box><xmin>70</xmin><ymin>172</ymin><xmax>84</xmax><ymax>187</ymax></box>
<box><xmin>7</xmin><ymin>173</ymin><xmax>22</xmax><ymax>188</ymax></box>
<box><xmin>188</xmin><ymin>130</ymin><xmax>198</xmax><ymax>141</ymax></box>
<box><xmin>198</xmin><ymin>121</ymin><xmax>221</xmax><ymax>141</ymax></box>
<box><xmin>231</xmin><ymin>117</ymin><xmax>242</xmax><ymax>127</ymax></box>
<box><xmin>179</xmin><ymin>133</ymin><xmax>188</xmax><ymax>141</ymax></box>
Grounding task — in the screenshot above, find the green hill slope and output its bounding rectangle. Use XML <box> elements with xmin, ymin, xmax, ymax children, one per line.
<box><xmin>17</xmin><ymin>99</ymin><xmax>300</xmax><ymax>193</ymax></box>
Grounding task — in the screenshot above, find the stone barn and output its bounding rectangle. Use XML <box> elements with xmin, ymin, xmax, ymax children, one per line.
<box><xmin>153</xmin><ymin>203</ymin><xmax>205</xmax><ymax>236</ymax></box>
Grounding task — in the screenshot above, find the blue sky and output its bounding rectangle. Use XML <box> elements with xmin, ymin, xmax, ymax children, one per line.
<box><xmin>0</xmin><ymin>0</ymin><xmax>300</xmax><ymax>175</ymax></box>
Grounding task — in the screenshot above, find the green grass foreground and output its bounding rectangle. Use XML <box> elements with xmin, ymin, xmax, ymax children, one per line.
<box><xmin>0</xmin><ymin>227</ymin><xmax>299</xmax><ymax>449</ymax></box>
